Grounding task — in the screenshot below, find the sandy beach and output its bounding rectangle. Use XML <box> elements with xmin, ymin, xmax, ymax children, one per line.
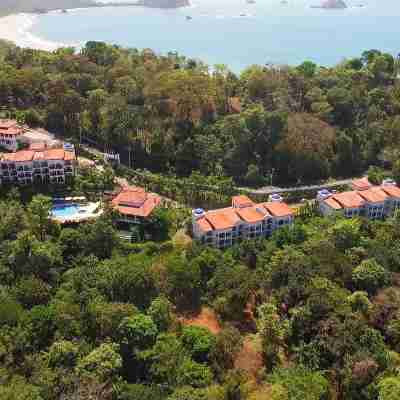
<box><xmin>0</xmin><ymin>13</ymin><xmax>67</xmax><ymax>51</ymax></box>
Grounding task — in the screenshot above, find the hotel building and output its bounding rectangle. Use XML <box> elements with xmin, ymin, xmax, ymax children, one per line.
<box><xmin>317</xmin><ymin>178</ymin><xmax>400</xmax><ymax>219</ymax></box>
<box><xmin>192</xmin><ymin>195</ymin><xmax>294</xmax><ymax>248</ymax></box>
<box><xmin>0</xmin><ymin>120</ymin><xmax>24</xmax><ymax>152</ymax></box>
<box><xmin>0</xmin><ymin>148</ymin><xmax>76</xmax><ymax>185</ymax></box>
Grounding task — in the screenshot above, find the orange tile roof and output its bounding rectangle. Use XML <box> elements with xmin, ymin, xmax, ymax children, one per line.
<box><xmin>236</xmin><ymin>206</ymin><xmax>269</xmax><ymax>223</ymax></box>
<box><xmin>205</xmin><ymin>208</ymin><xmax>242</xmax><ymax>230</ymax></box>
<box><xmin>0</xmin><ymin>148</ymin><xmax>75</xmax><ymax>163</ymax></box>
<box><xmin>3</xmin><ymin>150</ymin><xmax>35</xmax><ymax>162</ymax></box>
<box><xmin>112</xmin><ymin>187</ymin><xmax>147</xmax><ymax>208</ymax></box>
<box><xmin>64</xmin><ymin>151</ymin><xmax>75</xmax><ymax>161</ymax></box>
<box><xmin>43</xmin><ymin>149</ymin><xmax>66</xmax><ymax>160</ymax></box>
<box><xmin>352</xmin><ymin>177</ymin><xmax>372</xmax><ymax>191</ymax></box>
<box><xmin>112</xmin><ymin>187</ymin><xmax>161</xmax><ymax>218</ymax></box>
<box><xmin>262</xmin><ymin>202</ymin><xmax>294</xmax><ymax>217</ymax></box>
<box><xmin>0</xmin><ymin>120</ymin><xmax>23</xmax><ymax>135</ymax></box>
<box><xmin>0</xmin><ymin>119</ymin><xmax>18</xmax><ymax>129</ymax></box>
<box><xmin>232</xmin><ymin>195</ymin><xmax>254</xmax><ymax>208</ymax></box>
<box><xmin>29</xmin><ymin>142</ymin><xmax>46</xmax><ymax>151</ymax></box>
<box><xmin>331</xmin><ymin>191</ymin><xmax>365</xmax><ymax>209</ymax></box>
<box><xmin>324</xmin><ymin>197</ymin><xmax>343</xmax><ymax>210</ymax></box>
<box><xmin>358</xmin><ymin>187</ymin><xmax>389</xmax><ymax>203</ymax></box>
<box><xmin>381</xmin><ymin>185</ymin><xmax>400</xmax><ymax>198</ymax></box>
<box><xmin>197</xmin><ymin>218</ymin><xmax>213</xmax><ymax>233</ymax></box>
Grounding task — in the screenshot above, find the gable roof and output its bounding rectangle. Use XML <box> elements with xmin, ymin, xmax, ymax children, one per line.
<box><xmin>324</xmin><ymin>197</ymin><xmax>343</xmax><ymax>210</ymax></box>
<box><xmin>236</xmin><ymin>206</ymin><xmax>270</xmax><ymax>224</ymax></box>
<box><xmin>262</xmin><ymin>202</ymin><xmax>294</xmax><ymax>217</ymax></box>
<box><xmin>351</xmin><ymin>177</ymin><xmax>372</xmax><ymax>191</ymax></box>
<box><xmin>381</xmin><ymin>185</ymin><xmax>400</xmax><ymax>198</ymax></box>
<box><xmin>232</xmin><ymin>195</ymin><xmax>254</xmax><ymax>208</ymax></box>
<box><xmin>330</xmin><ymin>191</ymin><xmax>365</xmax><ymax>209</ymax></box>
<box><xmin>112</xmin><ymin>186</ymin><xmax>161</xmax><ymax>218</ymax></box>
<box><xmin>197</xmin><ymin>218</ymin><xmax>213</xmax><ymax>233</ymax></box>
<box><xmin>358</xmin><ymin>187</ymin><xmax>389</xmax><ymax>204</ymax></box>
<box><xmin>2</xmin><ymin>150</ymin><xmax>35</xmax><ymax>162</ymax></box>
<box><xmin>205</xmin><ymin>208</ymin><xmax>242</xmax><ymax>230</ymax></box>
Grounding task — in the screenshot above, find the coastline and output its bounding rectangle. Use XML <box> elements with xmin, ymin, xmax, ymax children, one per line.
<box><xmin>0</xmin><ymin>13</ymin><xmax>70</xmax><ymax>51</ymax></box>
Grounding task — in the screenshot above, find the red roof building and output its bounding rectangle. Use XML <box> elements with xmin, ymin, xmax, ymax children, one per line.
<box><xmin>0</xmin><ymin>119</ymin><xmax>24</xmax><ymax>151</ymax></box>
<box><xmin>0</xmin><ymin>148</ymin><xmax>76</xmax><ymax>185</ymax></box>
<box><xmin>111</xmin><ymin>186</ymin><xmax>161</xmax><ymax>222</ymax></box>
<box><xmin>192</xmin><ymin>196</ymin><xmax>294</xmax><ymax>248</ymax></box>
<box><xmin>318</xmin><ymin>183</ymin><xmax>400</xmax><ymax>220</ymax></box>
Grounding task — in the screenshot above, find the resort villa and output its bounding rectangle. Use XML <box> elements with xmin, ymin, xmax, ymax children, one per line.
<box><xmin>0</xmin><ymin>119</ymin><xmax>24</xmax><ymax>151</ymax></box>
<box><xmin>192</xmin><ymin>195</ymin><xmax>294</xmax><ymax>248</ymax></box>
<box><xmin>317</xmin><ymin>178</ymin><xmax>400</xmax><ymax>219</ymax></box>
<box><xmin>111</xmin><ymin>186</ymin><xmax>161</xmax><ymax>224</ymax></box>
<box><xmin>0</xmin><ymin>147</ymin><xmax>76</xmax><ymax>185</ymax></box>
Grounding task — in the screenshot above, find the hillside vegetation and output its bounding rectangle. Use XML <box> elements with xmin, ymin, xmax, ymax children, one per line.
<box><xmin>0</xmin><ymin>40</ymin><xmax>399</xmax><ymax>189</ymax></box>
<box><xmin>1</xmin><ymin>38</ymin><xmax>400</xmax><ymax>400</ymax></box>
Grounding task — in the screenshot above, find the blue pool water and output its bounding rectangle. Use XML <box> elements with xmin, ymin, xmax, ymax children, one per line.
<box><xmin>51</xmin><ymin>203</ymin><xmax>80</xmax><ymax>218</ymax></box>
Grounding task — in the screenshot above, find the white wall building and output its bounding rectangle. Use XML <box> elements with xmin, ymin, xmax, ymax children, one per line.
<box><xmin>317</xmin><ymin>179</ymin><xmax>400</xmax><ymax>220</ymax></box>
<box><xmin>0</xmin><ymin>148</ymin><xmax>76</xmax><ymax>185</ymax></box>
<box><xmin>0</xmin><ymin>120</ymin><xmax>24</xmax><ymax>152</ymax></box>
<box><xmin>192</xmin><ymin>195</ymin><xmax>295</xmax><ymax>249</ymax></box>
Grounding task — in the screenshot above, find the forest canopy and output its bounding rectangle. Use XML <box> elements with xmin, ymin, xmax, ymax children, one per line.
<box><xmin>0</xmin><ymin>41</ymin><xmax>399</xmax><ymax>186</ymax></box>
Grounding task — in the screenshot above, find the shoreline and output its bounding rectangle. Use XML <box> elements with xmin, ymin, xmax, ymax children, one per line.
<box><xmin>0</xmin><ymin>0</ymin><xmax>191</xmax><ymax>53</ymax></box>
<box><xmin>0</xmin><ymin>12</ymin><xmax>72</xmax><ymax>51</ymax></box>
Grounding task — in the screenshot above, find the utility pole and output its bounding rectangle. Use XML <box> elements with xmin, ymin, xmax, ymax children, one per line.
<box><xmin>270</xmin><ymin>168</ymin><xmax>275</xmax><ymax>186</ymax></box>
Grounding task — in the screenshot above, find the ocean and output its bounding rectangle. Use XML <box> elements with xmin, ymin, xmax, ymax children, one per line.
<box><xmin>31</xmin><ymin>0</ymin><xmax>400</xmax><ymax>72</ymax></box>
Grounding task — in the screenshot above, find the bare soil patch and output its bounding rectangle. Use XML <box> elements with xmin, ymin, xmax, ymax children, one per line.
<box><xmin>234</xmin><ymin>335</ymin><xmax>264</xmax><ymax>381</ymax></box>
<box><xmin>180</xmin><ymin>306</ymin><xmax>222</xmax><ymax>335</ymax></box>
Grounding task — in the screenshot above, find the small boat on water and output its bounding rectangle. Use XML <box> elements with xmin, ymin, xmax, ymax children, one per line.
<box><xmin>185</xmin><ymin>15</ymin><xmax>193</xmax><ymax>20</ymax></box>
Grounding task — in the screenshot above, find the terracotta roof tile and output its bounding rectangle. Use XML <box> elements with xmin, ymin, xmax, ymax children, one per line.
<box><xmin>236</xmin><ymin>206</ymin><xmax>269</xmax><ymax>223</ymax></box>
<box><xmin>43</xmin><ymin>149</ymin><xmax>66</xmax><ymax>160</ymax></box>
<box><xmin>0</xmin><ymin>120</ymin><xmax>23</xmax><ymax>135</ymax></box>
<box><xmin>0</xmin><ymin>119</ymin><xmax>18</xmax><ymax>129</ymax></box>
<box><xmin>358</xmin><ymin>187</ymin><xmax>389</xmax><ymax>203</ymax></box>
<box><xmin>29</xmin><ymin>142</ymin><xmax>46</xmax><ymax>151</ymax></box>
<box><xmin>352</xmin><ymin>177</ymin><xmax>372</xmax><ymax>191</ymax></box>
<box><xmin>64</xmin><ymin>151</ymin><xmax>76</xmax><ymax>161</ymax></box>
<box><xmin>197</xmin><ymin>218</ymin><xmax>213</xmax><ymax>233</ymax></box>
<box><xmin>205</xmin><ymin>208</ymin><xmax>241</xmax><ymax>230</ymax></box>
<box><xmin>232</xmin><ymin>195</ymin><xmax>254</xmax><ymax>208</ymax></box>
<box><xmin>112</xmin><ymin>187</ymin><xmax>147</xmax><ymax>208</ymax></box>
<box><xmin>331</xmin><ymin>191</ymin><xmax>365</xmax><ymax>209</ymax></box>
<box><xmin>324</xmin><ymin>197</ymin><xmax>343</xmax><ymax>210</ymax></box>
<box><xmin>262</xmin><ymin>202</ymin><xmax>294</xmax><ymax>217</ymax></box>
<box><xmin>4</xmin><ymin>150</ymin><xmax>35</xmax><ymax>162</ymax></box>
<box><xmin>381</xmin><ymin>185</ymin><xmax>400</xmax><ymax>198</ymax></box>
<box><xmin>112</xmin><ymin>187</ymin><xmax>161</xmax><ymax>218</ymax></box>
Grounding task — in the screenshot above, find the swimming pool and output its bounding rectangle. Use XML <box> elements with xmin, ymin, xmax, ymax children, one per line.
<box><xmin>51</xmin><ymin>203</ymin><xmax>80</xmax><ymax>218</ymax></box>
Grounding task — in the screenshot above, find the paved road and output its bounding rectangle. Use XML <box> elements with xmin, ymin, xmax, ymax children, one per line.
<box><xmin>239</xmin><ymin>178</ymin><xmax>355</xmax><ymax>195</ymax></box>
<box><xmin>80</xmin><ymin>143</ymin><xmax>356</xmax><ymax>197</ymax></box>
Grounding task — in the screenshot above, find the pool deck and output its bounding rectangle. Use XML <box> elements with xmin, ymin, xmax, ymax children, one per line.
<box><xmin>51</xmin><ymin>201</ymin><xmax>103</xmax><ymax>224</ymax></box>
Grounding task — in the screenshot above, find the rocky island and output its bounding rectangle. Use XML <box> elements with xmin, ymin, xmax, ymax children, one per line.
<box><xmin>137</xmin><ymin>0</ymin><xmax>189</xmax><ymax>8</ymax></box>
<box><xmin>311</xmin><ymin>0</ymin><xmax>347</xmax><ymax>9</ymax></box>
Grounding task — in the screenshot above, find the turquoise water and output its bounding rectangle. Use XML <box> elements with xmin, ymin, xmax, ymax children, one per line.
<box><xmin>32</xmin><ymin>0</ymin><xmax>400</xmax><ymax>71</ymax></box>
<box><xmin>52</xmin><ymin>203</ymin><xmax>79</xmax><ymax>218</ymax></box>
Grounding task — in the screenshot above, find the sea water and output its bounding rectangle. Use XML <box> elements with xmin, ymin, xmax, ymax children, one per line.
<box><xmin>31</xmin><ymin>0</ymin><xmax>400</xmax><ymax>72</ymax></box>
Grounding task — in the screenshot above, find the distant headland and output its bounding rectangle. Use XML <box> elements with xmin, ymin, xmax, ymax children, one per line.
<box><xmin>138</xmin><ymin>0</ymin><xmax>189</xmax><ymax>8</ymax></box>
<box><xmin>311</xmin><ymin>0</ymin><xmax>347</xmax><ymax>9</ymax></box>
<box><xmin>0</xmin><ymin>0</ymin><xmax>189</xmax><ymax>17</ymax></box>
